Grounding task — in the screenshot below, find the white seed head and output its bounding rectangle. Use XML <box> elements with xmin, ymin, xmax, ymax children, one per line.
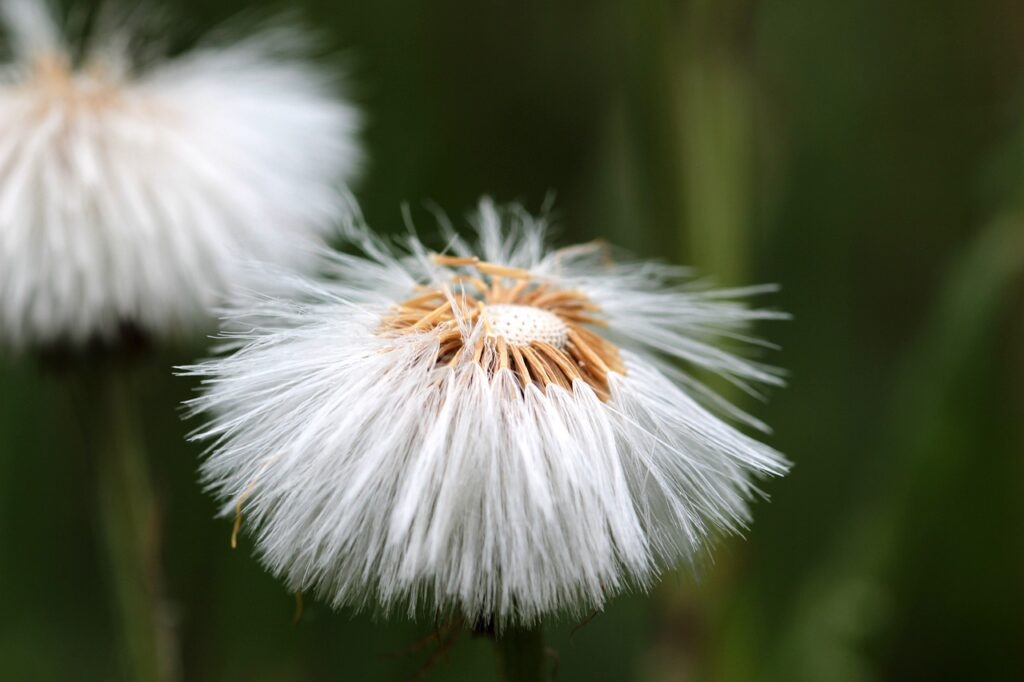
<box><xmin>0</xmin><ymin>0</ymin><xmax>362</xmax><ymax>348</ymax></box>
<box><xmin>185</xmin><ymin>199</ymin><xmax>790</xmax><ymax>627</ymax></box>
<box><xmin>484</xmin><ymin>304</ymin><xmax>568</xmax><ymax>348</ymax></box>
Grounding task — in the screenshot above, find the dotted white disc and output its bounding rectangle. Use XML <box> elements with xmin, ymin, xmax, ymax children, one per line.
<box><xmin>484</xmin><ymin>304</ymin><xmax>568</xmax><ymax>348</ymax></box>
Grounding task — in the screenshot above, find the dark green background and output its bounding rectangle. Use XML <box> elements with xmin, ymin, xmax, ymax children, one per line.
<box><xmin>2</xmin><ymin>0</ymin><xmax>1023</xmax><ymax>680</ymax></box>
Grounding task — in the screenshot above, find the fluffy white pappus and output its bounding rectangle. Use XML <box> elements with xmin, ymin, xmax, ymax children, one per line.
<box><xmin>184</xmin><ymin>199</ymin><xmax>790</xmax><ymax>627</ymax></box>
<box><xmin>0</xmin><ymin>0</ymin><xmax>362</xmax><ymax>348</ymax></box>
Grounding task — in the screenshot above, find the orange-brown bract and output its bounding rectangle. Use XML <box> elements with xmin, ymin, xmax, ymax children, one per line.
<box><xmin>379</xmin><ymin>254</ymin><xmax>625</xmax><ymax>401</ymax></box>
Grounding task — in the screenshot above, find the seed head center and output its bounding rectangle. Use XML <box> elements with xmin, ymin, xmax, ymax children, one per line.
<box><xmin>27</xmin><ymin>55</ymin><xmax>122</xmax><ymax>109</ymax></box>
<box><xmin>484</xmin><ymin>304</ymin><xmax>568</xmax><ymax>349</ymax></box>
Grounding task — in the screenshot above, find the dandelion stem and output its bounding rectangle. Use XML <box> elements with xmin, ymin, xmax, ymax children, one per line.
<box><xmin>80</xmin><ymin>363</ymin><xmax>177</xmax><ymax>682</ymax></box>
<box><xmin>495</xmin><ymin>625</ymin><xmax>548</xmax><ymax>682</ymax></box>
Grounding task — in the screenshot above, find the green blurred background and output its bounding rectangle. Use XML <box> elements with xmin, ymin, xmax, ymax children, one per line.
<box><xmin>2</xmin><ymin>0</ymin><xmax>1023</xmax><ymax>679</ymax></box>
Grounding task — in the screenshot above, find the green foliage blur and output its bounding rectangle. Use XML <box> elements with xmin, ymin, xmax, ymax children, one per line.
<box><xmin>2</xmin><ymin>0</ymin><xmax>1023</xmax><ymax>680</ymax></box>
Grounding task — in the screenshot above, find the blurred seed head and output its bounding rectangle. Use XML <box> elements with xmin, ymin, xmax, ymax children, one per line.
<box><xmin>0</xmin><ymin>0</ymin><xmax>362</xmax><ymax>350</ymax></box>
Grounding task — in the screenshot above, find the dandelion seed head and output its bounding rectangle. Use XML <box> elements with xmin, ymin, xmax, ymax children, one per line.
<box><xmin>185</xmin><ymin>199</ymin><xmax>790</xmax><ymax>627</ymax></box>
<box><xmin>0</xmin><ymin>0</ymin><xmax>362</xmax><ymax>349</ymax></box>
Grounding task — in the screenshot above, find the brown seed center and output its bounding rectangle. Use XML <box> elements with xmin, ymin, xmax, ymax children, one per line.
<box><xmin>24</xmin><ymin>55</ymin><xmax>123</xmax><ymax>111</ymax></box>
<box><xmin>484</xmin><ymin>304</ymin><xmax>568</xmax><ymax>349</ymax></box>
<box><xmin>379</xmin><ymin>254</ymin><xmax>625</xmax><ymax>400</ymax></box>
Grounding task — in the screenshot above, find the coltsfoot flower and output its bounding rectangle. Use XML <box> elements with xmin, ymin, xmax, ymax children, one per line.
<box><xmin>187</xmin><ymin>200</ymin><xmax>789</xmax><ymax>626</ymax></box>
<box><xmin>0</xmin><ymin>0</ymin><xmax>361</xmax><ymax>348</ymax></box>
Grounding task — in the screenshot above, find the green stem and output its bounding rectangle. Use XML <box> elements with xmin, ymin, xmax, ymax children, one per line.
<box><xmin>76</xmin><ymin>364</ymin><xmax>177</xmax><ymax>682</ymax></box>
<box><xmin>495</xmin><ymin>625</ymin><xmax>548</xmax><ymax>682</ymax></box>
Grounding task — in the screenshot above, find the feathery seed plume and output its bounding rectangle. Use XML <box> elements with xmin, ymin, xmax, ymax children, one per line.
<box><xmin>186</xmin><ymin>200</ymin><xmax>789</xmax><ymax>627</ymax></box>
<box><xmin>0</xmin><ymin>0</ymin><xmax>362</xmax><ymax>348</ymax></box>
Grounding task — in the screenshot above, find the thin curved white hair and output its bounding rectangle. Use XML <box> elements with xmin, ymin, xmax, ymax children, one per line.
<box><xmin>0</xmin><ymin>0</ymin><xmax>362</xmax><ymax>347</ymax></box>
<box><xmin>185</xmin><ymin>199</ymin><xmax>790</xmax><ymax>627</ymax></box>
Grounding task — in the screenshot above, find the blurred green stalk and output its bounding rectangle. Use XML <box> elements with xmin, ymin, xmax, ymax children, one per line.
<box><xmin>495</xmin><ymin>625</ymin><xmax>548</xmax><ymax>682</ymax></box>
<box><xmin>645</xmin><ymin>0</ymin><xmax>759</xmax><ymax>680</ymax></box>
<box><xmin>75</xmin><ymin>363</ymin><xmax>177</xmax><ymax>682</ymax></box>
<box><xmin>678</xmin><ymin>1</ymin><xmax>755</xmax><ymax>285</ymax></box>
<box><xmin>764</xmin><ymin>217</ymin><xmax>1024</xmax><ymax>681</ymax></box>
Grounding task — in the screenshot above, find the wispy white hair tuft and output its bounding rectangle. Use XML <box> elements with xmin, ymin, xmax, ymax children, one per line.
<box><xmin>0</xmin><ymin>0</ymin><xmax>362</xmax><ymax>348</ymax></box>
<box><xmin>184</xmin><ymin>199</ymin><xmax>789</xmax><ymax>627</ymax></box>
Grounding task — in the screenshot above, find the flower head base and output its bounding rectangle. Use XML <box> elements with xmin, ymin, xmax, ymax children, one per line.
<box><xmin>381</xmin><ymin>255</ymin><xmax>624</xmax><ymax>400</ymax></box>
<box><xmin>186</xmin><ymin>200</ymin><xmax>789</xmax><ymax>627</ymax></box>
<box><xmin>0</xmin><ymin>0</ymin><xmax>362</xmax><ymax>348</ymax></box>
<box><xmin>20</xmin><ymin>53</ymin><xmax>116</xmax><ymax>105</ymax></box>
